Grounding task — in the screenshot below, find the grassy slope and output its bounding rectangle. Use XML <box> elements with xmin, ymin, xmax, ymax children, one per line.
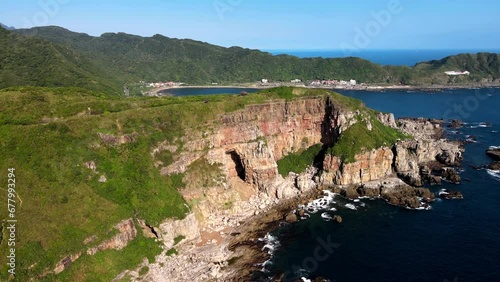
<box><xmin>0</xmin><ymin>86</ymin><xmax>346</xmax><ymax>281</ymax></box>
<box><xmin>328</xmin><ymin>110</ymin><xmax>410</xmax><ymax>163</ymax></box>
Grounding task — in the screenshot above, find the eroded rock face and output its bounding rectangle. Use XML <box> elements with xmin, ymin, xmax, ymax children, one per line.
<box><xmin>87</xmin><ymin>218</ymin><xmax>137</xmax><ymax>255</ymax></box>
<box><xmin>134</xmin><ymin>97</ymin><xmax>467</xmax><ymax>282</ymax></box>
<box><xmin>377</xmin><ymin>112</ymin><xmax>397</xmax><ymax>128</ymax></box>
<box><xmin>156</xmin><ymin>213</ymin><xmax>201</xmax><ymax>249</ymax></box>
<box><xmin>98</xmin><ymin>132</ymin><xmax>138</xmax><ymax>146</ymax></box>
<box><xmin>54</xmin><ymin>253</ymin><xmax>82</xmax><ymax>274</ymax></box>
<box><xmin>392</xmin><ymin>118</ymin><xmax>463</xmax><ymax>187</ymax></box>
<box><xmin>322</xmin><ymin>147</ymin><xmax>394</xmax><ymax>185</ymax></box>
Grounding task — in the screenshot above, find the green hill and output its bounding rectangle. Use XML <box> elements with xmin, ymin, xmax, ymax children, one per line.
<box><xmin>2</xmin><ymin>25</ymin><xmax>500</xmax><ymax>94</ymax></box>
<box><xmin>414</xmin><ymin>52</ymin><xmax>500</xmax><ymax>84</ymax></box>
<box><xmin>13</xmin><ymin>26</ymin><xmax>397</xmax><ymax>85</ymax></box>
<box><xmin>0</xmin><ymin>27</ymin><xmax>120</xmax><ymax>93</ymax></box>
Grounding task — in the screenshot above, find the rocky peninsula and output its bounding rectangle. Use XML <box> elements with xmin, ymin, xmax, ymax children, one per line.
<box><xmin>105</xmin><ymin>88</ymin><xmax>465</xmax><ymax>282</ymax></box>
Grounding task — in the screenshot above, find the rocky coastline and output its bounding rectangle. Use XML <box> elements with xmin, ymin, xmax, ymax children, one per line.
<box><xmin>116</xmin><ymin>95</ymin><xmax>466</xmax><ymax>282</ymax></box>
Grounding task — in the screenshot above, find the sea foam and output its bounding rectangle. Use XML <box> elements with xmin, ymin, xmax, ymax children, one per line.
<box><xmin>486</xmin><ymin>169</ymin><xmax>500</xmax><ymax>181</ymax></box>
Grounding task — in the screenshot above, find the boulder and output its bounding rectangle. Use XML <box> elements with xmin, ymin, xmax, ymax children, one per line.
<box><xmin>439</xmin><ymin>189</ymin><xmax>464</xmax><ymax>200</ymax></box>
<box><xmin>397</xmin><ymin>172</ymin><xmax>423</xmax><ymax>187</ymax></box>
<box><xmin>285</xmin><ymin>212</ymin><xmax>298</xmax><ymax>223</ymax></box>
<box><xmin>489</xmin><ymin>162</ymin><xmax>500</xmax><ymax>170</ymax></box>
<box><xmin>441</xmin><ymin>168</ymin><xmax>461</xmax><ymax>184</ymax></box>
<box><xmin>448</xmin><ymin>119</ymin><xmax>464</xmax><ymax>129</ymax></box>
<box><xmin>332</xmin><ymin>215</ymin><xmax>343</xmax><ymax>224</ymax></box>
<box><xmin>486</xmin><ymin>147</ymin><xmax>500</xmax><ymax>161</ymax></box>
<box><xmin>425</xmin><ymin>175</ymin><xmax>442</xmax><ymax>186</ymax></box>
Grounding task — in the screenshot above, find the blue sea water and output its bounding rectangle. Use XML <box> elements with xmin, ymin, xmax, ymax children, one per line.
<box><xmin>159</xmin><ymin>87</ymin><xmax>258</xmax><ymax>96</ymax></box>
<box><xmin>264</xmin><ymin>49</ymin><xmax>500</xmax><ymax>66</ymax></box>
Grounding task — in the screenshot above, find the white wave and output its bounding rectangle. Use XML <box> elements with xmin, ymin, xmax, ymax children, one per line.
<box><xmin>321</xmin><ymin>212</ymin><xmax>332</xmax><ymax>221</ymax></box>
<box><xmin>258</xmin><ymin>233</ymin><xmax>281</xmax><ymax>272</ymax></box>
<box><xmin>330</xmin><ymin>207</ymin><xmax>337</xmax><ymax>211</ymax></box>
<box><xmin>301</xmin><ymin>278</ymin><xmax>312</xmax><ymax>282</ymax></box>
<box><xmin>439</xmin><ymin>189</ymin><xmax>449</xmax><ymax>196</ymax></box>
<box><xmin>487</xmin><ymin>169</ymin><xmax>500</xmax><ymax>181</ymax></box>
<box><xmin>345</xmin><ymin>203</ymin><xmax>357</xmax><ymax>210</ymax></box>
<box><xmin>492</xmin><ymin>131</ymin><xmax>498</xmax><ymax>133</ymax></box>
<box><xmin>259</xmin><ymin>233</ymin><xmax>280</xmax><ymax>255</ymax></box>
<box><xmin>489</xmin><ymin>146</ymin><xmax>500</xmax><ymax>150</ymax></box>
<box><xmin>302</xmin><ymin>190</ymin><xmax>338</xmax><ymax>214</ymax></box>
<box><xmin>353</xmin><ymin>199</ymin><xmax>360</xmax><ymax>203</ymax></box>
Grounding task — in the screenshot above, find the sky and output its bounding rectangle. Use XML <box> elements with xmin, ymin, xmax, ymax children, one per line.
<box><xmin>1</xmin><ymin>0</ymin><xmax>500</xmax><ymax>50</ymax></box>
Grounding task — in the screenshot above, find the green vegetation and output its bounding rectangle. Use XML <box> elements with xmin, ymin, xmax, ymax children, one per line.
<box><xmin>183</xmin><ymin>158</ymin><xmax>224</xmax><ymax>189</ymax></box>
<box><xmin>277</xmin><ymin>144</ymin><xmax>323</xmax><ymax>177</ymax></box>
<box><xmin>53</xmin><ymin>232</ymin><xmax>162</xmax><ymax>282</ymax></box>
<box><xmin>0</xmin><ymin>86</ymin><xmax>347</xmax><ymax>281</ymax></box>
<box><xmin>173</xmin><ymin>235</ymin><xmax>185</xmax><ymax>246</ymax></box>
<box><xmin>0</xmin><ymin>28</ymin><xmax>119</xmax><ymax>93</ymax></box>
<box><xmin>328</xmin><ymin>111</ymin><xmax>410</xmax><ymax>163</ymax></box>
<box><xmin>166</xmin><ymin>248</ymin><xmax>178</xmax><ymax>256</ymax></box>
<box><xmin>3</xmin><ymin>26</ymin><xmax>497</xmax><ymax>94</ymax></box>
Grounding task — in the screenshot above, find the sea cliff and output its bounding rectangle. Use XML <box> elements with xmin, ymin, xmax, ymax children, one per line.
<box><xmin>132</xmin><ymin>90</ymin><xmax>464</xmax><ymax>281</ymax></box>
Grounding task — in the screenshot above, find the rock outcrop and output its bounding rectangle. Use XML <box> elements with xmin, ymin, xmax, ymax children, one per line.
<box><xmin>87</xmin><ymin>218</ymin><xmax>138</xmax><ymax>255</ymax></box>
<box><xmin>486</xmin><ymin>147</ymin><xmax>500</xmax><ymax>161</ymax></box>
<box><xmin>134</xmin><ymin>95</ymin><xmax>465</xmax><ymax>282</ymax></box>
<box><xmin>156</xmin><ymin>213</ymin><xmax>201</xmax><ymax>249</ymax></box>
<box><xmin>489</xmin><ymin>162</ymin><xmax>500</xmax><ymax>170</ymax></box>
<box><xmin>322</xmin><ymin>147</ymin><xmax>394</xmax><ymax>185</ymax></box>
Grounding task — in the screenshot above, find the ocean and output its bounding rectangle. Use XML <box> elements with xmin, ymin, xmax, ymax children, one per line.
<box><xmin>252</xmin><ymin>88</ymin><xmax>500</xmax><ymax>282</ymax></box>
<box><xmin>264</xmin><ymin>49</ymin><xmax>500</xmax><ymax>66</ymax></box>
<box><xmin>163</xmin><ymin>87</ymin><xmax>500</xmax><ymax>281</ymax></box>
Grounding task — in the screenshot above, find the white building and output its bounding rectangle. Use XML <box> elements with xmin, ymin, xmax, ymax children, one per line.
<box><xmin>291</xmin><ymin>79</ymin><xmax>302</xmax><ymax>83</ymax></box>
<box><xmin>445</xmin><ymin>71</ymin><xmax>470</xmax><ymax>76</ymax></box>
<box><xmin>350</xmin><ymin>79</ymin><xmax>357</xmax><ymax>86</ymax></box>
<box><xmin>261</xmin><ymin>79</ymin><xmax>269</xmax><ymax>84</ymax></box>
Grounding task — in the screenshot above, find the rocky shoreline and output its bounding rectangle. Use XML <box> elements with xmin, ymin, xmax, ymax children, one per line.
<box><xmin>119</xmin><ymin>95</ymin><xmax>467</xmax><ymax>282</ymax></box>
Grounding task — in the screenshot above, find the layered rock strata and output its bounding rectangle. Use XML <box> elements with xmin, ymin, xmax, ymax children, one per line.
<box><xmin>130</xmin><ymin>96</ymin><xmax>464</xmax><ymax>281</ymax></box>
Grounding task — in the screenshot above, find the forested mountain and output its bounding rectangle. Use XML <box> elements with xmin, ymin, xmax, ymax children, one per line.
<box><xmin>1</xmin><ymin>25</ymin><xmax>499</xmax><ymax>94</ymax></box>
<box><xmin>0</xmin><ymin>27</ymin><xmax>120</xmax><ymax>92</ymax></box>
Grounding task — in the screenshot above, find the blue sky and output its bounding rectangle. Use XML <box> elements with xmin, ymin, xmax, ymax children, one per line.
<box><xmin>1</xmin><ymin>0</ymin><xmax>499</xmax><ymax>50</ymax></box>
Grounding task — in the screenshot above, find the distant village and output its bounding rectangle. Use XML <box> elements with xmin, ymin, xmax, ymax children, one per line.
<box><xmin>141</xmin><ymin>81</ymin><xmax>185</xmax><ymax>88</ymax></box>
<box><xmin>260</xmin><ymin>78</ymin><xmax>358</xmax><ymax>88</ymax></box>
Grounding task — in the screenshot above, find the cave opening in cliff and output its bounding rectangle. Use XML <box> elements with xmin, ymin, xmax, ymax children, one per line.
<box><xmin>228</xmin><ymin>151</ymin><xmax>246</xmax><ymax>181</ymax></box>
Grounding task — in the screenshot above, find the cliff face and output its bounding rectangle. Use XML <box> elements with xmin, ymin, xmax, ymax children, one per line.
<box><xmin>163</xmin><ymin>96</ymin><xmax>357</xmax><ymax>191</ymax></box>
<box><xmin>322</xmin><ymin>147</ymin><xmax>394</xmax><ymax>185</ymax></box>
<box><xmin>156</xmin><ymin>95</ymin><xmax>463</xmax><ymax>226</ymax></box>
<box><xmin>140</xmin><ymin>94</ymin><xmax>465</xmax><ymax>282</ymax></box>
